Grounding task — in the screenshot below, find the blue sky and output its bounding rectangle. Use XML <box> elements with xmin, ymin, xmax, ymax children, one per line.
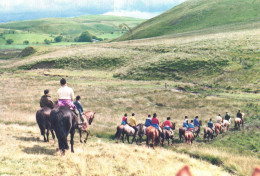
<box><xmin>0</xmin><ymin>0</ymin><xmax>186</xmax><ymax>22</ymax></box>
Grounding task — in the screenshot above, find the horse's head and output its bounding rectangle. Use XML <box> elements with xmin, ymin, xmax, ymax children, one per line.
<box><xmin>83</xmin><ymin>111</ymin><xmax>95</xmax><ymax>125</ymax></box>
<box><xmin>199</xmin><ymin>120</ymin><xmax>202</xmax><ymax>126</ymax></box>
<box><xmin>176</xmin><ymin>166</ymin><xmax>192</xmax><ymax>176</ymax></box>
<box><xmin>171</xmin><ymin>122</ymin><xmax>176</xmax><ymax>130</ymax></box>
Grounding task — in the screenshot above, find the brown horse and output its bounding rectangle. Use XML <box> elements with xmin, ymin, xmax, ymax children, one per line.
<box><xmin>115</xmin><ymin>124</ymin><xmax>124</xmax><ymax>140</ymax></box>
<box><xmin>146</xmin><ymin>126</ymin><xmax>161</xmax><ymax>149</ymax></box>
<box><xmin>204</xmin><ymin>127</ymin><xmax>214</xmax><ymax>142</ymax></box>
<box><xmin>235</xmin><ymin>113</ymin><xmax>245</xmax><ymax>129</ymax></box>
<box><xmin>194</xmin><ymin>120</ymin><xmax>202</xmax><ymax>138</ymax></box>
<box><xmin>162</xmin><ymin>122</ymin><xmax>176</xmax><ymax>146</ymax></box>
<box><xmin>179</xmin><ymin>127</ymin><xmax>187</xmax><ymax>142</ymax></box>
<box><xmin>215</xmin><ymin>123</ymin><xmax>222</xmax><ymax>136</ymax></box>
<box><xmin>36</xmin><ymin>107</ymin><xmax>55</xmax><ymax>142</ymax></box>
<box><xmin>78</xmin><ymin>111</ymin><xmax>96</xmax><ymax>143</ymax></box>
<box><xmin>184</xmin><ymin>131</ymin><xmax>194</xmax><ymax>145</ymax></box>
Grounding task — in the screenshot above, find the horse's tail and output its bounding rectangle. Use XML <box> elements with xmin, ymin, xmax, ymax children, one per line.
<box><xmin>114</xmin><ymin>126</ymin><xmax>122</xmax><ymax>139</ymax></box>
<box><xmin>36</xmin><ymin>110</ymin><xmax>45</xmax><ymax>136</ymax></box>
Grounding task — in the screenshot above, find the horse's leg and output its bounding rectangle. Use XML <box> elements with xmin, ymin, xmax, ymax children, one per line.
<box><xmin>152</xmin><ymin>135</ymin><xmax>155</xmax><ymax>149</ymax></box>
<box><xmin>46</xmin><ymin>129</ymin><xmax>50</xmax><ymax>142</ymax></box>
<box><xmin>51</xmin><ymin>129</ymin><xmax>55</xmax><ymax>142</ymax></box>
<box><xmin>43</xmin><ymin>129</ymin><xmax>47</xmax><ymax>142</ymax></box>
<box><xmin>70</xmin><ymin>129</ymin><xmax>75</xmax><ymax>153</ymax></box>
<box><xmin>122</xmin><ymin>133</ymin><xmax>125</xmax><ymax>143</ymax></box>
<box><xmin>79</xmin><ymin>129</ymin><xmax>83</xmax><ymax>143</ymax></box>
<box><xmin>146</xmin><ymin>135</ymin><xmax>149</xmax><ymax>147</ymax></box>
<box><xmin>84</xmin><ymin>130</ymin><xmax>89</xmax><ymax>143</ymax></box>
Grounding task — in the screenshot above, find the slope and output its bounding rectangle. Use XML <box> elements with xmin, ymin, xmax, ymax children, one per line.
<box><xmin>117</xmin><ymin>0</ymin><xmax>260</xmax><ymax>40</ymax></box>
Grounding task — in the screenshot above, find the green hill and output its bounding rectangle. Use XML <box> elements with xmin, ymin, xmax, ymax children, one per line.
<box><xmin>0</xmin><ymin>15</ymin><xmax>144</xmax><ymax>38</ymax></box>
<box><xmin>118</xmin><ymin>0</ymin><xmax>260</xmax><ymax>40</ymax></box>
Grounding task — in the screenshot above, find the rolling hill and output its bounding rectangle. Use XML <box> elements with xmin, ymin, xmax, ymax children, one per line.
<box><xmin>117</xmin><ymin>0</ymin><xmax>260</xmax><ymax>40</ymax></box>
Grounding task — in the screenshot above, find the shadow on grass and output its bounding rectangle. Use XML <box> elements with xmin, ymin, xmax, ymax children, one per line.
<box><xmin>15</xmin><ymin>136</ymin><xmax>41</xmax><ymax>142</ymax></box>
<box><xmin>22</xmin><ymin>145</ymin><xmax>56</xmax><ymax>155</ymax></box>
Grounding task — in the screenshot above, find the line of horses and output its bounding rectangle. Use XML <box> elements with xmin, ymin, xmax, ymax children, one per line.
<box><xmin>36</xmin><ymin>106</ymin><xmax>95</xmax><ymax>155</ymax></box>
<box><xmin>115</xmin><ymin>114</ymin><xmax>245</xmax><ymax>148</ymax></box>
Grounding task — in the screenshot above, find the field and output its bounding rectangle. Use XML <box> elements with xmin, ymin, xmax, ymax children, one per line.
<box><xmin>0</xmin><ymin>24</ymin><xmax>259</xmax><ymax>176</ymax></box>
<box><xmin>0</xmin><ymin>15</ymin><xmax>144</xmax><ymax>49</ymax></box>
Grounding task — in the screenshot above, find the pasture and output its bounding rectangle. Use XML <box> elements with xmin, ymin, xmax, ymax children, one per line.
<box><xmin>0</xmin><ymin>27</ymin><xmax>259</xmax><ymax>176</ymax></box>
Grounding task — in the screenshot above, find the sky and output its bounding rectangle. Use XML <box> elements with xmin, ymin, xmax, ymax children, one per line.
<box><xmin>0</xmin><ymin>0</ymin><xmax>186</xmax><ymax>22</ymax></box>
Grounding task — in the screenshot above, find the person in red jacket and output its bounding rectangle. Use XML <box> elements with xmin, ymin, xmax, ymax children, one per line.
<box><xmin>121</xmin><ymin>113</ymin><xmax>127</xmax><ymax>125</ymax></box>
<box><xmin>164</xmin><ymin>117</ymin><xmax>173</xmax><ymax>134</ymax></box>
<box><xmin>151</xmin><ymin>113</ymin><xmax>162</xmax><ymax>135</ymax></box>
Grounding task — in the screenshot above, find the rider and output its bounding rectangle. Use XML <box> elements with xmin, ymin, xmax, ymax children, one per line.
<box><xmin>194</xmin><ymin>116</ymin><xmax>200</xmax><ymax>128</ymax></box>
<box><xmin>152</xmin><ymin>113</ymin><xmax>162</xmax><ymax>135</ymax></box>
<box><xmin>225</xmin><ymin>112</ymin><xmax>231</xmax><ymax>123</ymax></box>
<box><xmin>145</xmin><ymin>114</ymin><xmax>152</xmax><ymax>127</ymax></box>
<box><xmin>237</xmin><ymin>110</ymin><xmax>242</xmax><ymax>119</ymax></box>
<box><xmin>208</xmin><ymin>118</ymin><xmax>214</xmax><ymax>133</ymax></box>
<box><xmin>188</xmin><ymin>120</ymin><xmax>194</xmax><ymax>132</ymax></box>
<box><xmin>40</xmin><ymin>89</ymin><xmax>54</xmax><ymax>109</ymax></box>
<box><xmin>216</xmin><ymin>114</ymin><xmax>222</xmax><ymax>124</ymax></box>
<box><xmin>183</xmin><ymin>116</ymin><xmax>189</xmax><ymax>128</ymax></box>
<box><xmin>164</xmin><ymin>117</ymin><xmax>173</xmax><ymax>134</ymax></box>
<box><xmin>121</xmin><ymin>113</ymin><xmax>128</xmax><ymax>125</ymax></box>
<box><xmin>74</xmin><ymin>95</ymin><xmax>84</xmax><ymax>123</ymax></box>
<box><xmin>129</xmin><ymin>113</ymin><xmax>138</xmax><ymax>137</ymax></box>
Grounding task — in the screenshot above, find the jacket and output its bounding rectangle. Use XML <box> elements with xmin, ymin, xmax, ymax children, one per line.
<box><xmin>40</xmin><ymin>95</ymin><xmax>54</xmax><ymax>109</ymax></box>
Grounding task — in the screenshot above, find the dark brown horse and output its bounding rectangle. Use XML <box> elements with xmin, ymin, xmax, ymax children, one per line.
<box><xmin>194</xmin><ymin>120</ymin><xmax>202</xmax><ymax>138</ymax></box>
<box><xmin>184</xmin><ymin>131</ymin><xmax>194</xmax><ymax>145</ymax></box>
<box><xmin>162</xmin><ymin>122</ymin><xmax>176</xmax><ymax>146</ymax></box>
<box><xmin>115</xmin><ymin>124</ymin><xmax>124</xmax><ymax>140</ymax></box>
<box><xmin>146</xmin><ymin>126</ymin><xmax>161</xmax><ymax>149</ymax></box>
<box><xmin>36</xmin><ymin>107</ymin><xmax>55</xmax><ymax>142</ymax></box>
<box><xmin>179</xmin><ymin>127</ymin><xmax>187</xmax><ymax>142</ymax></box>
<box><xmin>204</xmin><ymin>127</ymin><xmax>214</xmax><ymax>142</ymax></box>
<box><xmin>78</xmin><ymin>111</ymin><xmax>96</xmax><ymax>143</ymax></box>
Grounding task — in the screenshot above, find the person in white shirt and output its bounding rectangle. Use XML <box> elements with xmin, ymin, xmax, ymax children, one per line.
<box><xmin>57</xmin><ymin>78</ymin><xmax>76</xmax><ymax>110</ymax></box>
<box><xmin>216</xmin><ymin>114</ymin><xmax>223</xmax><ymax>124</ymax></box>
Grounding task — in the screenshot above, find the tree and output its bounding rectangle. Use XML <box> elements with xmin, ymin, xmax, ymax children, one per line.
<box><xmin>54</xmin><ymin>36</ymin><xmax>63</xmax><ymax>42</ymax></box>
<box><xmin>6</xmin><ymin>39</ymin><xmax>14</xmax><ymax>45</ymax></box>
<box><xmin>77</xmin><ymin>31</ymin><xmax>92</xmax><ymax>42</ymax></box>
<box><xmin>23</xmin><ymin>40</ymin><xmax>29</xmax><ymax>45</ymax></box>
<box><xmin>44</xmin><ymin>39</ymin><xmax>51</xmax><ymax>45</ymax></box>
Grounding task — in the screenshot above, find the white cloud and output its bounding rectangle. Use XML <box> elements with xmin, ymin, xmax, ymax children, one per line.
<box><xmin>103</xmin><ymin>10</ymin><xmax>160</xmax><ymax>19</ymax></box>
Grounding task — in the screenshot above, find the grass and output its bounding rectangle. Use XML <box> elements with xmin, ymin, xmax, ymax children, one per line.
<box><xmin>118</xmin><ymin>0</ymin><xmax>260</xmax><ymax>40</ymax></box>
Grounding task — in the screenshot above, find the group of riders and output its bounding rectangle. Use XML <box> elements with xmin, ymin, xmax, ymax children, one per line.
<box><xmin>119</xmin><ymin>109</ymin><xmax>244</xmax><ymax>137</ymax></box>
<box><xmin>39</xmin><ymin>78</ymin><xmax>85</xmax><ymax>127</ymax></box>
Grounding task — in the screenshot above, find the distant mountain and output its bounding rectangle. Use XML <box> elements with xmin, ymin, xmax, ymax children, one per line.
<box><xmin>118</xmin><ymin>0</ymin><xmax>260</xmax><ymax>40</ymax></box>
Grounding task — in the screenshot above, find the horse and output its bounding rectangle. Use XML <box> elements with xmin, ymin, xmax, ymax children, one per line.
<box><xmin>121</xmin><ymin>124</ymin><xmax>143</xmax><ymax>144</ymax></box>
<box><xmin>78</xmin><ymin>111</ymin><xmax>96</xmax><ymax>143</ymax></box>
<box><xmin>194</xmin><ymin>120</ymin><xmax>202</xmax><ymax>138</ymax></box>
<box><xmin>36</xmin><ymin>107</ymin><xmax>55</xmax><ymax>142</ymax></box>
<box><xmin>204</xmin><ymin>127</ymin><xmax>214</xmax><ymax>142</ymax></box>
<box><xmin>161</xmin><ymin>122</ymin><xmax>176</xmax><ymax>146</ymax></box>
<box><xmin>184</xmin><ymin>130</ymin><xmax>194</xmax><ymax>145</ymax></box>
<box><xmin>50</xmin><ymin>106</ymin><xmax>77</xmax><ymax>155</ymax></box>
<box><xmin>146</xmin><ymin>126</ymin><xmax>161</xmax><ymax>149</ymax></box>
<box><xmin>214</xmin><ymin>123</ymin><xmax>222</xmax><ymax>136</ymax></box>
<box><xmin>235</xmin><ymin>113</ymin><xmax>245</xmax><ymax>129</ymax></box>
<box><xmin>115</xmin><ymin>124</ymin><xmax>124</xmax><ymax>140</ymax></box>
<box><xmin>179</xmin><ymin>127</ymin><xmax>187</xmax><ymax>142</ymax></box>
<box><xmin>223</xmin><ymin>119</ymin><xmax>231</xmax><ymax>132</ymax></box>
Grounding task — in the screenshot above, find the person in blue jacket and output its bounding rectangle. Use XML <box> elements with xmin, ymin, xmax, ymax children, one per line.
<box><xmin>194</xmin><ymin>116</ymin><xmax>200</xmax><ymax>128</ymax></box>
<box><xmin>145</xmin><ymin>114</ymin><xmax>152</xmax><ymax>127</ymax></box>
<box><xmin>74</xmin><ymin>95</ymin><xmax>84</xmax><ymax>123</ymax></box>
<box><xmin>208</xmin><ymin>118</ymin><xmax>214</xmax><ymax>133</ymax></box>
<box><xmin>188</xmin><ymin>120</ymin><xmax>194</xmax><ymax>132</ymax></box>
<box><xmin>183</xmin><ymin>116</ymin><xmax>189</xmax><ymax>128</ymax></box>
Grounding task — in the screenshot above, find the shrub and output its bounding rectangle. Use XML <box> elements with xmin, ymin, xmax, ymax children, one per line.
<box><xmin>44</xmin><ymin>39</ymin><xmax>51</xmax><ymax>45</ymax></box>
<box><xmin>77</xmin><ymin>31</ymin><xmax>92</xmax><ymax>42</ymax></box>
<box><xmin>54</xmin><ymin>36</ymin><xmax>63</xmax><ymax>42</ymax></box>
<box><xmin>19</xmin><ymin>47</ymin><xmax>36</xmax><ymax>57</ymax></box>
<box><xmin>23</xmin><ymin>40</ymin><xmax>29</xmax><ymax>45</ymax></box>
<box><xmin>6</xmin><ymin>39</ymin><xmax>14</xmax><ymax>45</ymax></box>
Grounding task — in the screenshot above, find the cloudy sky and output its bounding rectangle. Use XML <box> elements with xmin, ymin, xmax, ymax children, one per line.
<box><xmin>0</xmin><ymin>0</ymin><xmax>186</xmax><ymax>22</ymax></box>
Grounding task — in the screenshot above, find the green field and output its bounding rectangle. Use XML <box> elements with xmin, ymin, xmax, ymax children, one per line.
<box><xmin>118</xmin><ymin>0</ymin><xmax>260</xmax><ymax>40</ymax></box>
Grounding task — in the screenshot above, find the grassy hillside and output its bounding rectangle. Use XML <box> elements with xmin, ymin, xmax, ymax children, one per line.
<box><xmin>118</xmin><ymin>0</ymin><xmax>260</xmax><ymax>40</ymax></box>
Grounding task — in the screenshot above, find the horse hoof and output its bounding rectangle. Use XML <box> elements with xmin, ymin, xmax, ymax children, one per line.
<box><xmin>84</xmin><ymin>140</ymin><xmax>87</xmax><ymax>143</ymax></box>
<box><xmin>80</xmin><ymin>140</ymin><xmax>83</xmax><ymax>143</ymax></box>
<box><xmin>56</xmin><ymin>148</ymin><xmax>59</xmax><ymax>152</ymax></box>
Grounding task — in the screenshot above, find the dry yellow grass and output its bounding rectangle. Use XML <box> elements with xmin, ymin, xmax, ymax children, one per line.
<box><xmin>0</xmin><ymin>123</ymin><xmax>231</xmax><ymax>176</ymax></box>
